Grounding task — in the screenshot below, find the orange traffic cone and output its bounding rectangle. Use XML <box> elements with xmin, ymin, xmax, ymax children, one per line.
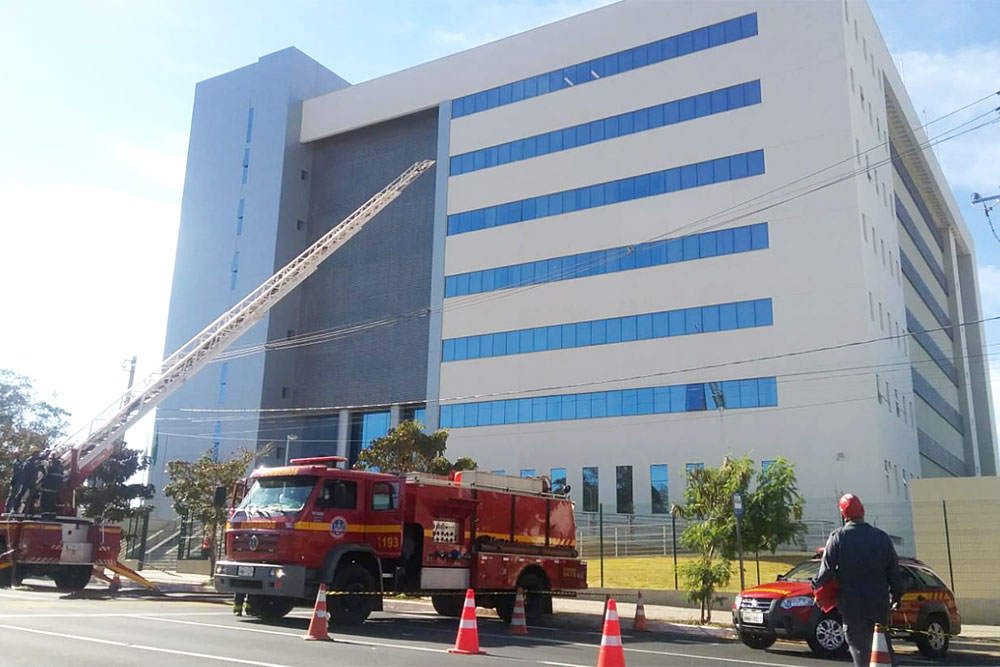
<box><xmin>632</xmin><ymin>591</ymin><xmax>648</xmax><ymax>632</ymax></box>
<box><xmin>303</xmin><ymin>583</ymin><xmax>331</xmax><ymax>641</ymax></box>
<box><xmin>509</xmin><ymin>588</ymin><xmax>528</xmax><ymax>635</ymax></box>
<box><xmin>597</xmin><ymin>598</ymin><xmax>626</xmax><ymax>667</ymax></box>
<box><xmin>449</xmin><ymin>589</ymin><xmax>486</xmax><ymax>655</ymax></box>
<box><xmin>869</xmin><ymin>624</ymin><xmax>892</xmax><ymax>667</ymax></box>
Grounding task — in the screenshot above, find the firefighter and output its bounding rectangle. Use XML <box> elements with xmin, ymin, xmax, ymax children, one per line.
<box><xmin>812</xmin><ymin>493</ymin><xmax>904</xmax><ymax>667</ymax></box>
<box><xmin>20</xmin><ymin>453</ymin><xmax>45</xmax><ymax>514</ymax></box>
<box><xmin>4</xmin><ymin>451</ymin><xmax>25</xmax><ymax>513</ymax></box>
<box><xmin>39</xmin><ymin>454</ymin><xmax>64</xmax><ymax>514</ymax></box>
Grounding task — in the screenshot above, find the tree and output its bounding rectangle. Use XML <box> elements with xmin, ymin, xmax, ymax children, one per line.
<box><xmin>76</xmin><ymin>440</ymin><xmax>155</xmax><ymax>522</ymax></box>
<box><xmin>354</xmin><ymin>420</ymin><xmax>477</xmax><ymax>474</ymax></box>
<box><xmin>673</xmin><ymin>456</ymin><xmax>808</xmax><ymax>623</ymax></box>
<box><xmin>673</xmin><ymin>457</ymin><xmax>752</xmax><ymax>623</ymax></box>
<box><xmin>163</xmin><ymin>447</ymin><xmax>257</xmax><ymax>566</ymax></box>
<box><xmin>0</xmin><ymin>369</ymin><xmax>69</xmax><ymax>500</ymax></box>
<box><xmin>742</xmin><ymin>458</ymin><xmax>807</xmax><ymax>556</ymax></box>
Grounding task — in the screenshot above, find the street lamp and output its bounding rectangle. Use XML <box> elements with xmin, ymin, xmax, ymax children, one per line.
<box><xmin>284</xmin><ymin>434</ymin><xmax>299</xmax><ymax>465</ymax></box>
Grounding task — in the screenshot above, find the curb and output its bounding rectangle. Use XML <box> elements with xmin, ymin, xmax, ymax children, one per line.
<box><xmin>382</xmin><ymin>597</ymin><xmax>735</xmax><ymax>640</ymax></box>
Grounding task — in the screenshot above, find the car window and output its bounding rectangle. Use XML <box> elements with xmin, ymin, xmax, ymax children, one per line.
<box><xmin>317</xmin><ymin>480</ymin><xmax>357</xmax><ymax>509</ymax></box>
<box><xmin>371</xmin><ymin>481</ymin><xmax>398</xmax><ymax>510</ymax></box>
<box><xmin>912</xmin><ymin>567</ymin><xmax>947</xmax><ymax>590</ymax></box>
<box><xmin>899</xmin><ymin>566</ymin><xmax>921</xmax><ymax>592</ymax></box>
<box><xmin>781</xmin><ymin>559</ymin><xmax>821</xmax><ymax>582</ymax></box>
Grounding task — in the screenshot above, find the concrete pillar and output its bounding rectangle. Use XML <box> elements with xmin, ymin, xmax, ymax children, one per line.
<box><xmin>390</xmin><ymin>404</ymin><xmax>401</xmax><ymax>428</ymax></box>
<box><xmin>336</xmin><ymin>409</ymin><xmax>350</xmax><ymax>464</ymax></box>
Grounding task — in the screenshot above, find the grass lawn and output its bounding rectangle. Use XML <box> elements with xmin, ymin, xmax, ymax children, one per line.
<box><xmin>587</xmin><ymin>553</ymin><xmax>812</xmax><ymax>592</ymax></box>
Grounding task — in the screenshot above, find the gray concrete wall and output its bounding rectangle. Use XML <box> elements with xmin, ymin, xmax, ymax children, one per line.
<box><xmin>260</xmin><ymin>109</ymin><xmax>438</xmax><ymax>418</ymax></box>
<box><xmin>150</xmin><ymin>48</ymin><xmax>348</xmax><ymax>518</ymax></box>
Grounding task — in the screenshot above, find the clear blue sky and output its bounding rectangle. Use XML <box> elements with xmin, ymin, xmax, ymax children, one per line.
<box><xmin>2</xmin><ymin>0</ymin><xmax>999</xmax><ymax>453</ymax></box>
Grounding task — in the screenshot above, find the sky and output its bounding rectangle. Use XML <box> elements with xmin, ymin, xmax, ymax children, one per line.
<box><xmin>1</xmin><ymin>0</ymin><xmax>999</xmax><ymax>463</ymax></box>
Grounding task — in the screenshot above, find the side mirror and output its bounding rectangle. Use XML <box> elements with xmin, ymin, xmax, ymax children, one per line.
<box><xmin>213</xmin><ymin>485</ymin><xmax>226</xmax><ymax>509</ymax></box>
<box><xmin>776</xmin><ymin>574</ymin><xmax>785</xmax><ymax>581</ymax></box>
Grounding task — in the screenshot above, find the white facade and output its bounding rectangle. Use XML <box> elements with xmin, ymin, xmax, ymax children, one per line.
<box><xmin>165</xmin><ymin>1</ymin><xmax>996</xmax><ymax>535</ymax></box>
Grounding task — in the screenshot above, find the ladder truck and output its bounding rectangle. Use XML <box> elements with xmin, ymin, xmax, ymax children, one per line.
<box><xmin>0</xmin><ymin>160</ymin><xmax>435</xmax><ymax>591</ymax></box>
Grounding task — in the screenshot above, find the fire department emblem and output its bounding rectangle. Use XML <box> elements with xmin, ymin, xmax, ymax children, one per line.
<box><xmin>248</xmin><ymin>534</ymin><xmax>259</xmax><ymax>551</ymax></box>
<box><xmin>330</xmin><ymin>516</ymin><xmax>348</xmax><ymax>539</ymax></box>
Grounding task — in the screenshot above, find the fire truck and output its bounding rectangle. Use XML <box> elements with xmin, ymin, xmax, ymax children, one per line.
<box><xmin>0</xmin><ymin>160</ymin><xmax>434</xmax><ymax>590</ymax></box>
<box><xmin>214</xmin><ymin>461</ymin><xmax>587</xmax><ymax>624</ymax></box>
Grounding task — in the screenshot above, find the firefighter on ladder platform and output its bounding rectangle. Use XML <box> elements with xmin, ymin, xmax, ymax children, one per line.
<box><xmin>812</xmin><ymin>493</ymin><xmax>905</xmax><ymax>667</ymax></box>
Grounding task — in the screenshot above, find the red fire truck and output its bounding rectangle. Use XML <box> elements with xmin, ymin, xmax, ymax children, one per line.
<box><xmin>214</xmin><ymin>459</ymin><xmax>587</xmax><ymax>625</ymax></box>
<box><xmin>0</xmin><ymin>161</ymin><xmax>433</xmax><ymax>591</ymax></box>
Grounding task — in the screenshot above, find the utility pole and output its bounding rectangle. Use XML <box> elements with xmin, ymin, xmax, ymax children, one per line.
<box><xmin>971</xmin><ymin>190</ymin><xmax>1000</xmax><ymax>243</ymax></box>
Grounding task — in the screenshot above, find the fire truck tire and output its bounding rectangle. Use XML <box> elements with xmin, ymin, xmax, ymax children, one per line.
<box><xmin>431</xmin><ymin>594</ymin><xmax>465</xmax><ymax>617</ymax></box>
<box><xmin>329</xmin><ymin>563</ymin><xmax>377</xmax><ymax>625</ymax></box>
<box><xmin>52</xmin><ymin>565</ymin><xmax>92</xmax><ymax>591</ymax></box>
<box><xmin>497</xmin><ymin>571</ymin><xmax>549</xmax><ymax>624</ymax></box>
<box><xmin>248</xmin><ymin>596</ymin><xmax>296</xmax><ymax>621</ymax></box>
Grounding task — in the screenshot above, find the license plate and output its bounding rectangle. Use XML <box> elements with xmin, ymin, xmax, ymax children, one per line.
<box><xmin>741</xmin><ymin>609</ymin><xmax>764</xmax><ymax>624</ymax></box>
<box><xmin>237</xmin><ymin>566</ymin><xmax>254</xmax><ymax>577</ymax></box>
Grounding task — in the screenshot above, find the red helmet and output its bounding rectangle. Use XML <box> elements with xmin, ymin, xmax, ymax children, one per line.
<box><xmin>838</xmin><ymin>493</ymin><xmax>865</xmax><ymax>520</ymax></box>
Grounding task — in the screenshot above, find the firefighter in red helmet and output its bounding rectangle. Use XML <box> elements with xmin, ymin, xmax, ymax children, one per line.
<box><xmin>812</xmin><ymin>493</ymin><xmax>904</xmax><ymax>667</ymax></box>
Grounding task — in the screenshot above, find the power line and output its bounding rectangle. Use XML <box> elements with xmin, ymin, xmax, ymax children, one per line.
<box><xmin>206</xmin><ymin>94</ymin><xmax>1000</xmax><ymax>363</ymax></box>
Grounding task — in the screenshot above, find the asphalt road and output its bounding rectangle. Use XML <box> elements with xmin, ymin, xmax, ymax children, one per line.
<box><xmin>1</xmin><ymin>585</ymin><xmax>998</xmax><ymax>667</ymax></box>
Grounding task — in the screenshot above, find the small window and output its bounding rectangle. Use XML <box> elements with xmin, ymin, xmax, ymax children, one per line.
<box><xmin>582</xmin><ymin>467</ymin><xmax>599</xmax><ymax>512</ymax></box>
<box><xmin>616</xmin><ymin>465</ymin><xmax>633</xmax><ymax>514</ymax></box>
<box><xmin>300</xmin><ymin>169</ymin><xmax>310</xmax><ymax>181</ymax></box>
<box><xmin>371</xmin><ymin>481</ymin><xmax>398</xmax><ymax>510</ymax></box>
<box><xmin>281</xmin><ymin>386</ymin><xmax>290</xmax><ymax>399</ymax></box>
<box><xmin>550</xmin><ymin>467</ymin><xmax>567</xmax><ymax>494</ymax></box>
<box><xmin>319</xmin><ymin>480</ymin><xmax>357</xmax><ymax>509</ymax></box>
<box><xmin>287</xmin><ymin>329</ymin><xmax>296</xmax><ymax>339</ymax></box>
<box><xmin>520</xmin><ymin>469</ymin><xmax>536</xmax><ymax>478</ymax></box>
<box><xmin>296</xmin><ymin>219</ymin><xmax>306</xmax><ymax>231</ymax></box>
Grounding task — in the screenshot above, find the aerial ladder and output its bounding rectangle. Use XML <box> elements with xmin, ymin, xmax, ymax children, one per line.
<box><xmin>0</xmin><ymin>160</ymin><xmax>435</xmax><ymax>591</ymax></box>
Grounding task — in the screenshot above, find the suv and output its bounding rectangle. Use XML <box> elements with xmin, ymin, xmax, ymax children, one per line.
<box><xmin>732</xmin><ymin>555</ymin><xmax>960</xmax><ymax>659</ymax></box>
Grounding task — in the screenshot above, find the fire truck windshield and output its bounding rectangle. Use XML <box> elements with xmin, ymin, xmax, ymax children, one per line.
<box><xmin>238</xmin><ymin>476</ymin><xmax>317</xmax><ymax>514</ymax></box>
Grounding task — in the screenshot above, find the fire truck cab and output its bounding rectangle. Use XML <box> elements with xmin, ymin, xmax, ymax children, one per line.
<box><xmin>214</xmin><ymin>458</ymin><xmax>586</xmax><ymax>624</ymax></box>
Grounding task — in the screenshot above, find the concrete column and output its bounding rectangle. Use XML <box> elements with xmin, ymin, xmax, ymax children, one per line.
<box><xmin>390</xmin><ymin>404</ymin><xmax>401</xmax><ymax>428</ymax></box>
<box><xmin>336</xmin><ymin>409</ymin><xmax>350</xmax><ymax>464</ymax></box>
<box><xmin>944</xmin><ymin>229</ymin><xmax>980</xmax><ymax>475</ymax></box>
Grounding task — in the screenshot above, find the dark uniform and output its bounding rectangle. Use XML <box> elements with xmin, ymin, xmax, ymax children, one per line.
<box><xmin>39</xmin><ymin>456</ymin><xmax>64</xmax><ymax>514</ymax></box>
<box><xmin>813</xmin><ymin>494</ymin><xmax>904</xmax><ymax>667</ymax></box>
<box><xmin>4</xmin><ymin>457</ymin><xmax>25</xmax><ymax>513</ymax></box>
<box><xmin>20</xmin><ymin>455</ymin><xmax>45</xmax><ymax>514</ymax></box>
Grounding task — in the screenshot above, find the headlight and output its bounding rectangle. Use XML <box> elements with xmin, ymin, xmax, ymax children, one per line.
<box><xmin>733</xmin><ymin>595</ymin><xmax>742</xmax><ymax>610</ymax></box>
<box><xmin>269</xmin><ymin>568</ymin><xmax>285</xmax><ymax>579</ymax></box>
<box><xmin>780</xmin><ymin>596</ymin><xmax>815</xmax><ymax>609</ymax></box>
<box><xmin>215</xmin><ymin>564</ymin><xmax>224</xmax><ymax>574</ymax></box>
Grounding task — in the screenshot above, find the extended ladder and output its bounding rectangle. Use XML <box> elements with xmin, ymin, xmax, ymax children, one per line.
<box><xmin>54</xmin><ymin>160</ymin><xmax>435</xmax><ymax>486</ymax></box>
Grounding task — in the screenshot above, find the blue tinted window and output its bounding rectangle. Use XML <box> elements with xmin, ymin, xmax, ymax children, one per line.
<box><xmin>755</xmin><ymin>299</ymin><xmax>773</xmax><ymax>326</ymax></box>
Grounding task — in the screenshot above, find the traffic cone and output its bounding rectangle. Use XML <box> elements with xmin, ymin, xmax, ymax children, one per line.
<box><xmin>303</xmin><ymin>584</ymin><xmax>331</xmax><ymax>641</ymax></box>
<box><xmin>509</xmin><ymin>588</ymin><xmax>528</xmax><ymax>635</ymax></box>
<box><xmin>632</xmin><ymin>591</ymin><xmax>649</xmax><ymax>632</ymax></box>
<box><xmin>597</xmin><ymin>598</ymin><xmax>626</xmax><ymax>667</ymax></box>
<box><xmin>869</xmin><ymin>624</ymin><xmax>891</xmax><ymax>667</ymax></box>
<box><xmin>448</xmin><ymin>589</ymin><xmax>486</xmax><ymax>654</ymax></box>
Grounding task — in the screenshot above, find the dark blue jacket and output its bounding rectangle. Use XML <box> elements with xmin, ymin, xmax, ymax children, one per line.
<box><xmin>813</xmin><ymin>519</ymin><xmax>904</xmax><ymax>620</ymax></box>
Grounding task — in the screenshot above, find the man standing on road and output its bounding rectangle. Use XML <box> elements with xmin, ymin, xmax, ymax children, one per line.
<box><xmin>812</xmin><ymin>493</ymin><xmax>904</xmax><ymax>667</ymax></box>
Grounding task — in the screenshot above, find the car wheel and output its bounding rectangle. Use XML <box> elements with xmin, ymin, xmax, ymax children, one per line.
<box><xmin>807</xmin><ymin>613</ymin><xmax>848</xmax><ymax>658</ymax></box>
<box><xmin>739</xmin><ymin>631</ymin><xmax>776</xmax><ymax>650</ymax></box>
<box><xmin>915</xmin><ymin>614</ymin><xmax>949</xmax><ymax>659</ymax></box>
<box><xmin>329</xmin><ymin>563</ymin><xmax>377</xmax><ymax>625</ymax></box>
<box><xmin>431</xmin><ymin>594</ymin><xmax>465</xmax><ymax>618</ymax></box>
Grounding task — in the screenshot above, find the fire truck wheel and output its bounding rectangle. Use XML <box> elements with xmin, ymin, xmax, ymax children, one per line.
<box><xmin>329</xmin><ymin>563</ymin><xmax>377</xmax><ymax>625</ymax></box>
<box><xmin>431</xmin><ymin>594</ymin><xmax>465</xmax><ymax>617</ymax></box>
<box><xmin>52</xmin><ymin>565</ymin><xmax>93</xmax><ymax>591</ymax></box>
<box><xmin>249</xmin><ymin>596</ymin><xmax>296</xmax><ymax>621</ymax></box>
<box><xmin>497</xmin><ymin>572</ymin><xmax>549</xmax><ymax>624</ymax></box>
